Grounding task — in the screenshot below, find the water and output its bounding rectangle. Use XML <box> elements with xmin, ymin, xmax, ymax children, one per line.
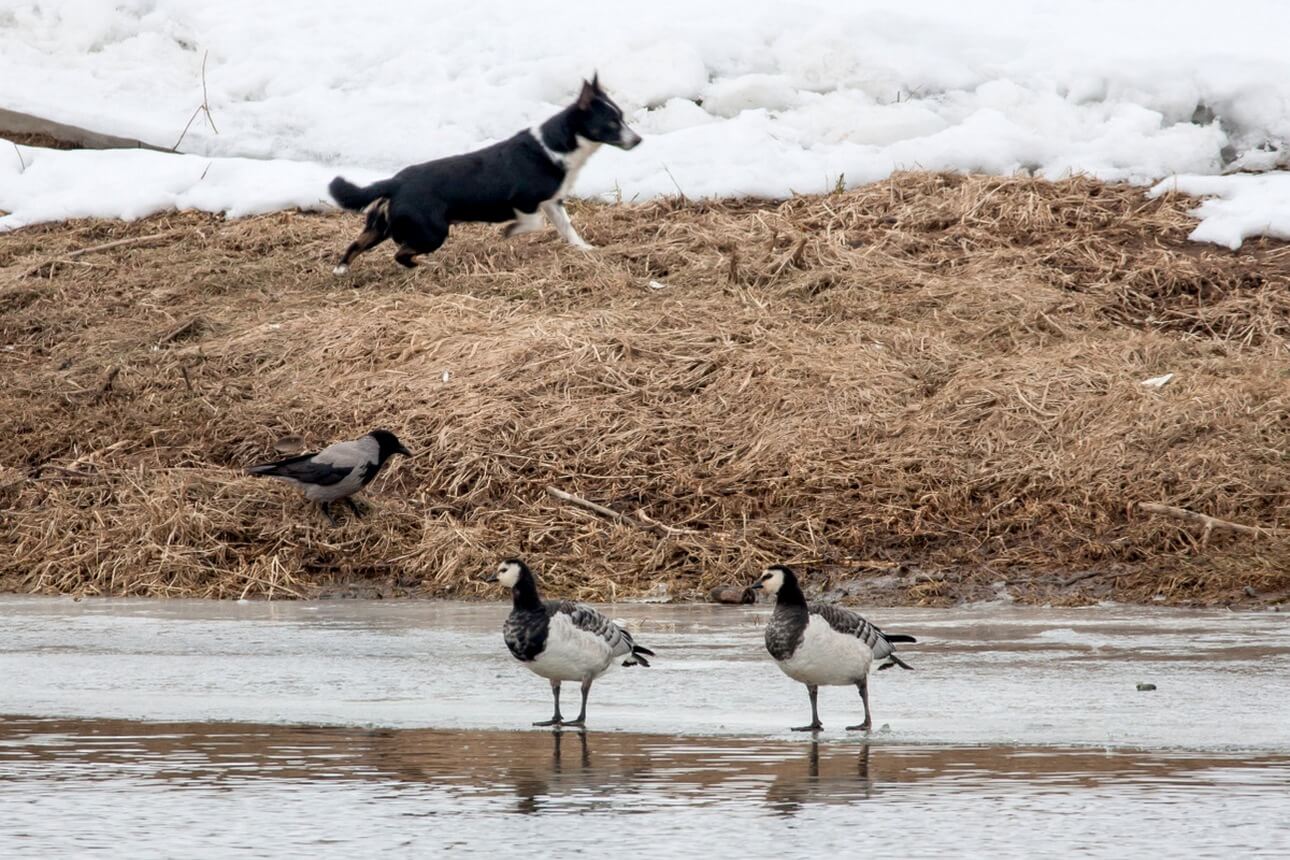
<box><xmin>2</xmin><ymin>597</ymin><xmax>1288</xmax><ymax>857</ymax></box>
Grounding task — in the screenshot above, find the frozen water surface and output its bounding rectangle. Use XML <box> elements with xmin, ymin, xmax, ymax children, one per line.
<box><xmin>1</xmin><ymin>597</ymin><xmax>1288</xmax><ymax>857</ymax></box>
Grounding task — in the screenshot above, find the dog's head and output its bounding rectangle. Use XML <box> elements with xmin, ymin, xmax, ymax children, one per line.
<box><xmin>573</xmin><ymin>75</ymin><xmax>641</xmax><ymax>150</ymax></box>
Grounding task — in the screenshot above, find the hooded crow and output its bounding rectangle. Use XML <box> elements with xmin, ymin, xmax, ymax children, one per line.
<box><xmin>246</xmin><ymin>429</ymin><xmax>411</xmax><ymax>525</ymax></box>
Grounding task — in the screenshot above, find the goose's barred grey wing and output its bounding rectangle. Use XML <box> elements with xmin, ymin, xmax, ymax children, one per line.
<box><xmin>548</xmin><ymin>600</ymin><xmax>655</xmax><ymax>667</ymax></box>
<box><xmin>811</xmin><ymin>603</ymin><xmax>915</xmax><ymax>669</ymax></box>
<box><xmin>247</xmin><ymin>453</ymin><xmax>358</xmax><ymax>486</ymax></box>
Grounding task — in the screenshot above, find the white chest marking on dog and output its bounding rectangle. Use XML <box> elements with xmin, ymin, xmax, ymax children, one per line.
<box><xmin>526</xmin><ymin>127</ymin><xmax>598</xmax><ymax>249</ymax></box>
<box><xmin>528</xmin><ymin>127</ymin><xmax>600</xmax><ymax>201</ymax></box>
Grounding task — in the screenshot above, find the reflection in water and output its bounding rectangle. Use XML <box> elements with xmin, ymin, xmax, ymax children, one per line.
<box><xmin>513</xmin><ymin>729</ymin><xmax>592</xmax><ymax>814</ymax></box>
<box><xmin>2</xmin><ymin>716</ymin><xmax>1289</xmax><ymax>856</ymax></box>
<box><xmin>766</xmin><ymin>741</ymin><xmax>872</xmax><ymax>815</ymax></box>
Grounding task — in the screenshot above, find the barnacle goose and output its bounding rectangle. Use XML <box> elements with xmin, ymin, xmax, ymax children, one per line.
<box><xmin>487</xmin><ymin>559</ymin><xmax>655</xmax><ymax>728</ymax></box>
<box><xmin>753</xmin><ymin>564</ymin><xmax>915</xmax><ymax>732</ymax></box>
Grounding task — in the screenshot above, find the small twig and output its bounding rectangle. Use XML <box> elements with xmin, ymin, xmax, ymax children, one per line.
<box><xmin>1061</xmin><ymin>570</ymin><xmax>1109</xmax><ymax>588</ymax></box>
<box><xmin>36</xmin><ymin>465</ymin><xmax>99</xmax><ymax>481</ymax></box>
<box><xmin>11</xmin><ymin>141</ymin><xmax>25</xmax><ymax>172</ymax></box>
<box><xmin>93</xmin><ymin>366</ymin><xmax>120</xmax><ymax>401</ymax></box>
<box><xmin>726</xmin><ymin>248</ymin><xmax>740</xmax><ymax>284</ymax></box>
<box><xmin>546</xmin><ymin>486</ymin><xmax>687</xmax><ymax>537</ymax></box>
<box><xmin>158</xmin><ymin>316</ymin><xmax>202</xmax><ymax>345</ymax></box>
<box><xmin>547</xmin><ymin>486</ymin><xmax>644</xmax><ymax>528</ymax></box>
<box><xmin>634</xmin><ymin>508</ymin><xmax>701</xmax><ymax>537</ymax></box>
<box><xmin>24</xmin><ymin>230</ymin><xmax>181</xmax><ymax>276</ymax></box>
<box><xmin>171</xmin><ymin>107</ymin><xmax>204</xmax><ymax>152</ymax></box>
<box><xmin>661</xmin><ymin>164</ymin><xmax>688</xmax><ymax>204</ymax></box>
<box><xmin>200</xmin><ymin>52</ymin><xmax>218</xmax><ymax>134</ymax></box>
<box><xmin>179</xmin><ymin>364</ymin><xmax>194</xmax><ymax>391</ymax></box>
<box><xmin>171</xmin><ymin>50</ymin><xmax>218</xmax><ymax>151</ymax></box>
<box><xmin>1138</xmin><ymin>502</ymin><xmax>1281</xmax><ymax>545</ymax></box>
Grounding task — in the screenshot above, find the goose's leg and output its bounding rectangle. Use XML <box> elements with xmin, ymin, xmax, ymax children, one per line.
<box><xmin>533</xmin><ymin>679</ymin><xmax>563</xmax><ymax>727</ymax></box>
<box><xmin>846</xmin><ymin>676</ymin><xmax>872</xmax><ymax>732</ymax></box>
<box><xmin>792</xmin><ymin>685</ymin><xmax>823</xmax><ymax>732</ymax></box>
<box><xmin>562</xmin><ymin>679</ymin><xmax>592</xmax><ymax>728</ymax></box>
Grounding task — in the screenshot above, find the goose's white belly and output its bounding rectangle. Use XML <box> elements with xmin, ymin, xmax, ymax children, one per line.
<box><xmin>527</xmin><ymin>614</ymin><xmax>615</xmax><ymax>682</ymax></box>
<box><xmin>776</xmin><ymin>615</ymin><xmax>873</xmax><ymax>686</ymax></box>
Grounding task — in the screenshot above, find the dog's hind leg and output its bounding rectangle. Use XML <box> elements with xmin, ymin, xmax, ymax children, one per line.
<box><xmin>334</xmin><ymin>199</ymin><xmax>391</xmax><ymax>275</ymax></box>
<box><xmin>334</xmin><ymin>228</ymin><xmax>388</xmax><ymax>275</ymax></box>
<box><xmin>540</xmin><ymin>200</ymin><xmax>592</xmax><ymax>251</ymax></box>
<box><xmin>503</xmin><ymin>208</ymin><xmax>545</xmax><ymax>239</ymax></box>
<box><xmin>391</xmin><ymin>212</ymin><xmax>448</xmax><ymax>270</ymax></box>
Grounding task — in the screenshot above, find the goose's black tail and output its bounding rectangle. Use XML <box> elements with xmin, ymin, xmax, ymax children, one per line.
<box><xmin>622</xmin><ymin>644</ymin><xmax>656</xmax><ymax>668</ymax></box>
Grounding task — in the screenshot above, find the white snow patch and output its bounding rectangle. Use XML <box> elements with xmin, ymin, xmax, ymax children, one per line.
<box><xmin>1151</xmin><ymin>173</ymin><xmax>1290</xmax><ymax>249</ymax></box>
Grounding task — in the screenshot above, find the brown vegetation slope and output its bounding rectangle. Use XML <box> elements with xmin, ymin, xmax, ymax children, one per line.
<box><xmin>1</xmin><ymin>173</ymin><xmax>1288</xmax><ymax>605</ymax></box>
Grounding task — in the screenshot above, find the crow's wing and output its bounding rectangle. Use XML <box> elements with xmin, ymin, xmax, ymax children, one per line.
<box><xmin>247</xmin><ymin>452</ymin><xmax>357</xmax><ymax>486</ymax></box>
<box><xmin>313</xmin><ymin>438</ymin><xmax>378</xmax><ymax>470</ymax></box>
<box><xmin>247</xmin><ymin>437</ymin><xmax>375</xmax><ymax>486</ymax></box>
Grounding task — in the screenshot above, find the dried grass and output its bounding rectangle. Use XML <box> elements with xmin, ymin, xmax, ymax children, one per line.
<box><xmin>1</xmin><ymin>172</ymin><xmax>1288</xmax><ymax>605</ymax></box>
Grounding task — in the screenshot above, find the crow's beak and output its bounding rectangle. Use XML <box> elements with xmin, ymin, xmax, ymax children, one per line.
<box><xmin>397</xmin><ymin>445</ymin><xmax>413</xmax><ymax>458</ymax></box>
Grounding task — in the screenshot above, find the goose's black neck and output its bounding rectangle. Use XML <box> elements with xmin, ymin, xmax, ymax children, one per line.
<box><xmin>775</xmin><ymin>573</ymin><xmax>808</xmax><ymax>609</ymax></box>
<box><xmin>511</xmin><ymin>570</ymin><xmax>544</xmax><ymax>612</ymax></box>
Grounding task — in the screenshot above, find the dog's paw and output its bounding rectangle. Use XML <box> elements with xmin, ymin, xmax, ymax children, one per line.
<box><xmin>571</xmin><ymin>241</ymin><xmax>594</xmax><ymax>252</ymax></box>
<box><xmin>332</xmin><ymin>264</ymin><xmax>350</xmax><ymax>276</ymax></box>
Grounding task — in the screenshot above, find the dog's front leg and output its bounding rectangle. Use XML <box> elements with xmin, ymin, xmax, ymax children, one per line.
<box><xmin>540</xmin><ymin>200</ymin><xmax>593</xmax><ymax>251</ymax></box>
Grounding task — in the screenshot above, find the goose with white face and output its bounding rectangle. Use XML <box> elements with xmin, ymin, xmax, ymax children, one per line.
<box><xmin>487</xmin><ymin>557</ymin><xmax>656</xmax><ymax>728</ymax></box>
<box><xmin>753</xmin><ymin>562</ymin><xmax>917</xmax><ymax>733</ymax></box>
<box><xmin>490</xmin><ymin>560</ymin><xmax>524</xmax><ymax>588</ymax></box>
<box><xmin>752</xmin><ymin>565</ymin><xmax>789</xmax><ymax>595</ymax></box>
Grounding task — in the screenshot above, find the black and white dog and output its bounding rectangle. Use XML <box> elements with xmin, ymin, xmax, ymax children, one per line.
<box><xmin>328</xmin><ymin>76</ymin><xmax>641</xmax><ymax>274</ymax></box>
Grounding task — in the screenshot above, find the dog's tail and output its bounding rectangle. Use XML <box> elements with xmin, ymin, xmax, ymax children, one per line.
<box><xmin>328</xmin><ymin>176</ymin><xmax>399</xmax><ymax>212</ymax></box>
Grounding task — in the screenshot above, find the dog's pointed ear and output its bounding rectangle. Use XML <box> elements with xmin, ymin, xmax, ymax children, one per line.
<box><xmin>576</xmin><ymin>78</ymin><xmax>596</xmax><ymax>110</ymax></box>
<box><xmin>591</xmin><ymin>71</ymin><xmax>601</xmax><ymax>91</ymax></box>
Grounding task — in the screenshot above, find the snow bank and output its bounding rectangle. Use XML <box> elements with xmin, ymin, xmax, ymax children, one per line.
<box><xmin>2</xmin><ymin>0</ymin><xmax>1289</xmax><ymax>244</ymax></box>
<box><xmin>0</xmin><ymin>145</ymin><xmax>382</xmax><ymax>230</ymax></box>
